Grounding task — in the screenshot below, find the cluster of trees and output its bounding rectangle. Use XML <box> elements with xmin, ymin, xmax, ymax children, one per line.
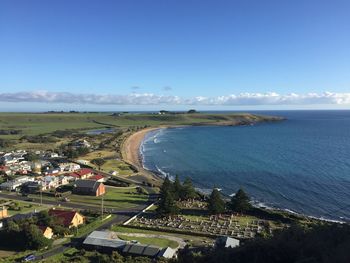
<box><xmin>208</xmin><ymin>188</ymin><xmax>252</xmax><ymax>215</ymax></box>
<box><xmin>20</xmin><ymin>135</ymin><xmax>58</xmax><ymax>143</ymax></box>
<box><xmin>157</xmin><ymin>176</ymin><xmax>197</xmax><ymax>217</ymax></box>
<box><xmin>156</xmin><ymin>176</ymin><xmax>252</xmax><ymax>216</ymax></box>
<box><xmin>60</xmin><ymin>249</ymin><xmax>168</xmax><ymax>263</ymax></box>
<box><xmin>0</xmin><ymin>138</ymin><xmax>13</xmax><ymax>148</ymax></box>
<box><xmin>61</xmin><ymin>146</ymin><xmax>90</xmax><ymax>159</ymax></box>
<box><xmin>176</xmin><ymin>223</ymin><xmax>350</xmax><ymax>263</ymax></box>
<box><xmin>0</xmin><ymin>129</ymin><xmax>21</xmax><ymax>135</ymax></box>
<box><xmin>0</xmin><ymin>217</ymin><xmax>53</xmax><ymax>250</ymax></box>
<box><xmin>91</xmin><ymin>158</ymin><xmax>106</xmax><ymax>170</ymax></box>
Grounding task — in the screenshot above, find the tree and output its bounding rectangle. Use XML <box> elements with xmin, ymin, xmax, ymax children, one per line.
<box><xmin>91</xmin><ymin>158</ymin><xmax>106</xmax><ymax>170</ymax></box>
<box><xmin>23</xmin><ymin>224</ymin><xmax>52</xmax><ymax>250</ymax></box>
<box><xmin>111</xmin><ymin>251</ymin><xmax>124</xmax><ymax>263</ymax></box>
<box><xmin>159</xmin><ymin>176</ymin><xmax>173</xmax><ymax>197</ymax></box>
<box><xmin>24</xmin><ymin>152</ymin><xmax>39</xmax><ymax>162</ymax></box>
<box><xmin>229</xmin><ymin>188</ymin><xmax>252</xmax><ymax>213</ymax></box>
<box><xmin>208</xmin><ymin>188</ymin><xmax>225</xmax><ymax>214</ymax></box>
<box><xmin>157</xmin><ymin>176</ymin><xmax>178</xmax><ymax>217</ymax></box>
<box><xmin>37</xmin><ymin>210</ymin><xmax>53</xmax><ymax>226</ymax></box>
<box><xmin>181</xmin><ymin>177</ymin><xmax>197</xmax><ymax>200</ymax></box>
<box><xmin>173</xmin><ymin>175</ymin><xmax>182</xmax><ymax>200</ymax></box>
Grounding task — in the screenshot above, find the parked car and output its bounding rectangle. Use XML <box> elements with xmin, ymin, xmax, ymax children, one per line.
<box><xmin>23</xmin><ymin>254</ymin><xmax>36</xmax><ymax>262</ymax></box>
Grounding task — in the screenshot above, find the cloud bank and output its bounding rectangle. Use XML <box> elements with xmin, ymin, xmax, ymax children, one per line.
<box><xmin>0</xmin><ymin>91</ymin><xmax>350</xmax><ymax>106</ymax></box>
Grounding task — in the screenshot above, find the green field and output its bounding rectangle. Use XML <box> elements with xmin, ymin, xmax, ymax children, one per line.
<box><xmin>0</xmin><ymin>199</ymin><xmax>48</xmax><ymax>216</ymax></box>
<box><xmin>0</xmin><ymin>112</ymin><xmax>280</xmax><ymax>139</ymax></box>
<box><xmin>117</xmin><ymin>234</ymin><xmax>178</xmax><ymax>248</ymax></box>
<box><xmin>31</xmin><ymin>186</ymin><xmax>148</xmax><ymax>209</ymax></box>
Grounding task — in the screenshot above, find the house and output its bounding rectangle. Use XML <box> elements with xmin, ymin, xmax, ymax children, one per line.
<box><xmin>45</xmin><ymin>152</ymin><xmax>59</xmax><ymax>158</ymax></box>
<box><xmin>58</xmin><ymin>175</ymin><xmax>69</xmax><ymax>186</ymax></box>
<box><xmin>89</xmin><ymin>174</ymin><xmax>105</xmax><ymax>182</ymax></box>
<box><xmin>0</xmin><ymin>207</ymin><xmax>8</xmax><ymax>219</ymax></box>
<box><xmin>48</xmin><ymin>209</ymin><xmax>84</xmax><ymax>228</ymax></box>
<box><xmin>21</xmin><ymin>181</ymin><xmax>40</xmax><ymax>194</ymax></box>
<box><xmin>0</xmin><ymin>181</ymin><xmax>23</xmax><ymax>191</ymax></box>
<box><xmin>38</xmin><ymin>226</ymin><xmax>54</xmax><ymax>239</ymax></box>
<box><xmin>83</xmin><ymin>231</ymin><xmax>127</xmax><ymax>252</ymax></box>
<box><xmin>41</xmin><ymin>176</ymin><xmax>59</xmax><ymax>190</ymax></box>
<box><xmin>70</xmin><ymin>168</ymin><xmax>94</xmax><ymax>180</ymax></box>
<box><xmin>71</xmin><ymin>139</ymin><xmax>91</xmax><ymax>148</ymax></box>
<box><xmin>76</xmin><ymin>159</ymin><xmax>89</xmax><ymax>165</ymax></box>
<box><xmin>0</xmin><ymin>166</ymin><xmax>10</xmax><ymax>175</ymax></box>
<box><xmin>59</xmin><ymin>163</ymin><xmax>80</xmax><ymax>172</ymax></box>
<box><xmin>73</xmin><ymin>180</ymin><xmax>106</xmax><ymax>196</ymax></box>
<box><xmin>0</xmin><ymin>176</ymin><xmax>34</xmax><ymax>191</ymax></box>
<box><xmin>215</xmin><ymin>236</ymin><xmax>240</xmax><ymax>248</ymax></box>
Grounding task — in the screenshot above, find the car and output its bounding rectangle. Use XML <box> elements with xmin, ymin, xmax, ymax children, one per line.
<box><xmin>23</xmin><ymin>254</ymin><xmax>36</xmax><ymax>261</ymax></box>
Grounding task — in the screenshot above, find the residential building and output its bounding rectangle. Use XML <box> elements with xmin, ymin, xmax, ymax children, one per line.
<box><xmin>38</xmin><ymin>226</ymin><xmax>54</xmax><ymax>239</ymax></box>
<box><xmin>70</xmin><ymin>168</ymin><xmax>94</xmax><ymax>180</ymax></box>
<box><xmin>0</xmin><ymin>176</ymin><xmax>34</xmax><ymax>191</ymax></box>
<box><xmin>0</xmin><ymin>207</ymin><xmax>8</xmax><ymax>219</ymax></box>
<box><xmin>89</xmin><ymin>174</ymin><xmax>105</xmax><ymax>182</ymax></box>
<box><xmin>41</xmin><ymin>176</ymin><xmax>59</xmax><ymax>190</ymax></box>
<box><xmin>73</xmin><ymin>180</ymin><xmax>106</xmax><ymax>196</ymax></box>
<box><xmin>48</xmin><ymin>209</ymin><xmax>84</xmax><ymax>228</ymax></box>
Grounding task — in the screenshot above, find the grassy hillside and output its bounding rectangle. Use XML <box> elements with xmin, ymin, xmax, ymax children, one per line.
<box><xmin>0</xmin><ymin>112</ymin><xmax>282</xmax><ymax>139</ymax></box>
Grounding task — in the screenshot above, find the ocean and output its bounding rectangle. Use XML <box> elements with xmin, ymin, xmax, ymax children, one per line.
<box><xmin>141</xmin><ymin>111</ymin><xmax>350</xmax><ymax>222</ymax></box>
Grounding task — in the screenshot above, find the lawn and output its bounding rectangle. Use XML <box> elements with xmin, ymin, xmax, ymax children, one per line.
<box><xmin>111</xmin><ymin>226</ymin><xmax>214</xmax><ymax>247</ymax></box>
<box><xmin>68</xmin><ymin>186</ymin><xmax>148</xmax><ymax>209</ymax></box>
<box><xmin>75</xmin><ymin>214</ymin><xmax>115</xmax><ymax>238</ymax></box>
<box><xmin>117</xmin><ymin>234</ymin><xmax>178</xmax><ymax>249</ymax></box>
<box><xmin>100</xmin><ymin>160</ymin><xmax>134</xmax><ymax>176</ymax></box>
<box><xmin>30</xmin><ymin>186</ymin><xmax>149</xmax><ymax>210</ymax></box>
<box><xmin>0</xmin><ymin>199</ymin><xmax>48</xmax><ymax>216</ymax></box>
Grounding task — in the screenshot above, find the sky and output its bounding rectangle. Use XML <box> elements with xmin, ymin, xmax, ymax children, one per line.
<box><xmin>0</xmin><ymin>0</ymin><xmax>350</xmax><ymax>111</ymax></box>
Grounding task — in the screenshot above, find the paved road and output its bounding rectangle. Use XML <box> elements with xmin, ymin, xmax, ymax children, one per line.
<box><xmin>0</xmin><ymin>191</ymin><xmax>158</xmax><ymax>262</ymax></box>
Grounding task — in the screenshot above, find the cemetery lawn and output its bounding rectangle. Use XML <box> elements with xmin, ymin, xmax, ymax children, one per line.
<box><xmin>117</xmin><ymin>235</ymin><xmax>179</xmax><ymax>249</ymax></box>
<box><xmin>111</xmin><ymin>226</ymin><xmax>214</xmax><ymax>247</ymax></box>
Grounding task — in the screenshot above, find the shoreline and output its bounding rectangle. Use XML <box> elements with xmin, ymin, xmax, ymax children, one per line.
<box><xmin>120</xmin><ymin>115</ymin><xmax>285</xmax><ymax>186</ymax></box>
<box><xmin>121</xmin><ymin>127</ymin><xmax>164</xmax><ymax>185</ymax></box>
<box><xmin>120</xmin><ymin>123</ymin><xmax>348</xmax><ymax>224</ymax></box>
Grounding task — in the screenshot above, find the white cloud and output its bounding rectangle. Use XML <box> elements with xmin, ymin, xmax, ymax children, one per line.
<box><xmin>0</xmin><ymin>90</ymin><xmax>350</xmax><ymax>106</ymax></box>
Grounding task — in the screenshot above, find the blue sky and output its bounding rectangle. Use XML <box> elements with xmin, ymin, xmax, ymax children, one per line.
<box><xmin>1</xmin><ymin>0</ymin><xmax>350</xmax><ymax>111</ymax></box>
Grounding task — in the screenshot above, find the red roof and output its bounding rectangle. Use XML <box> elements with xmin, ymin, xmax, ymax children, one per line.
<box><xmin>89</xmin><ymin>175</ymin><xmax>104</xmax><ymax>181</ymax></box>
<box><xmin>48</xmin><ymin>209</ymin><xmax>79</xmax><ymax>227</ymax></box>
<box><xmin>74</xmin><ymin>168</ymin><xmax>93</xmax><ymax>177</ymax></box>
<box><xmin>0</xmin><ymin>166</ymin><xmax>9</xmax><ymax>171</ymax></box>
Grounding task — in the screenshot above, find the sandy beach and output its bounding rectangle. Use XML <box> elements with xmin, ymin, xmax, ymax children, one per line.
<box><xmin>121</xmin><ymin>127</ymin><xmax>162</xmax><ymax>184</ymax></box>
<box><xmin>122</xmin><ymin>127</ymin><xmax>158</xmax><ymax>167</ymax></box>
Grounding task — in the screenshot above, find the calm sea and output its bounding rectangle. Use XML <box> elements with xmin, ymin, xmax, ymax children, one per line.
<box><xmin>141</xmin><ymin>111</ymin><xmax>350</xmax><ymax>222</ymax></box>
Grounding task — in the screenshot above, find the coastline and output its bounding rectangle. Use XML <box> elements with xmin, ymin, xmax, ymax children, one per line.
<box><xmin>120</xmin><ymin>115</ymin><xmax>284</xmax><ymax>186</ymax></box>
<box><xmin>121</xmin><ymin>127</ymin><xmax>164</xmax><ymax>185</ymax></box>
<box><xmin>120</xmin><ymin>120</ymin><xmax>348</xmax><ymax>224</ymax></box>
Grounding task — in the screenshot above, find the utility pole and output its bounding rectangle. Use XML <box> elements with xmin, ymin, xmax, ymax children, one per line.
<box><xmin>101</xmin><ymin>194</ymin><xmax>104</xmax><ymax>220</ymax></box>
<box><xmin>40</xmin><ymin>185</ymin><xmax>43</xmax><ymax>206</ymax></box>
